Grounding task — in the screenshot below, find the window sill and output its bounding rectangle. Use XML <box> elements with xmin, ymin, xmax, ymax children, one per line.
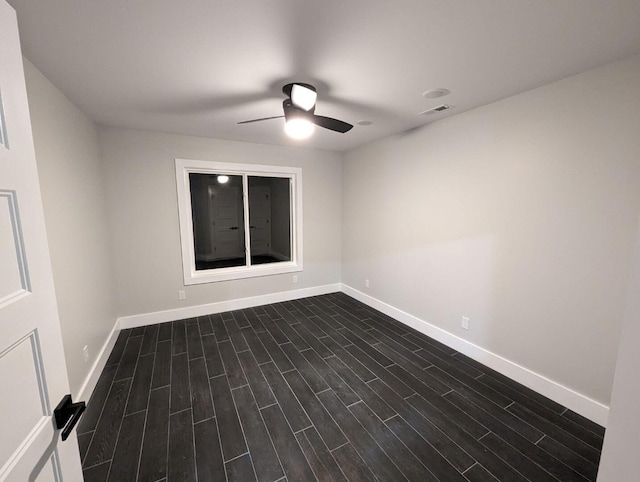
<box><xmin>184</xmin><ymin>261</ymin><xmax>303</xmax><ymax>285</ymax></box>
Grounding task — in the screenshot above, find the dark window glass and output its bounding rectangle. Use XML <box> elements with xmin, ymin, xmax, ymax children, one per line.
<box><xmin>248</xmin><ymin>176</ymin><xmax>291</xmax><ymax>264</ymax></box>
<box><xmin>189</xmin><ymin>173</ymin><xmax>246</xmax><ymax>270</ymax></box>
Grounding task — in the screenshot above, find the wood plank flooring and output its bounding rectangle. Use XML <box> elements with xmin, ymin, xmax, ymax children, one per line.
<box><xmin>78</xmin><ymin>292</ymin><xmax>605</xmax><ymax>481</ymax></box>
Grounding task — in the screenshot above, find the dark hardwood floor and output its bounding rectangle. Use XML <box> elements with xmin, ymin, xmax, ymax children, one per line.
<box><xmin>78</xmin><ymin>292</ymin><xmax>605</xmax><ymax>481</ymax></box>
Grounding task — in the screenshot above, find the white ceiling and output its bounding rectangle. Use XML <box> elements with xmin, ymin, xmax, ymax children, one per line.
<box><xmin>8</xmin><ymin>0</ymin><xmax>640</xmax><ymax>152</ymax></box>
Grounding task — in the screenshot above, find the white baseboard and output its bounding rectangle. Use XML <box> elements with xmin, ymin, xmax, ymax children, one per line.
<box><xmin>118</xmin><ymin>283</ymin><xmax>341</xmax><ymax>329</ymax></box>
<box><xmin>340</xmin><ymin>284</ymin><xmax>609</xmax><ymax>427</ymax></box>
<box><xmin>76</xmin><ymin>318</ymin><xmax>121</xmax><ymax>403</ymax></box>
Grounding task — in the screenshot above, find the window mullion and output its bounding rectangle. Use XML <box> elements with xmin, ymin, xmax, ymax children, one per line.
<box><xmin>242</xmin><ymin>173</ymin><xmax>251</xmax><ymax>266</ymax></box>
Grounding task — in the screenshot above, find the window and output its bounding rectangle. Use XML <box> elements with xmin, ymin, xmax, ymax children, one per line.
<box><xmin>175</xmin><ymin>159</ymin><xmax>302</xmax><ymax>284</ymax></box>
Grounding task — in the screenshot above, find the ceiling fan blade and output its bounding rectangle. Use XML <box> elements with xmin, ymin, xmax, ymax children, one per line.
<box><xmin>237</xmin><ymin>115</ymin><xmax>284</xmax><ymax>125</ymax></box>
<box><xmin>311</xmin><ymin>115</ymin><xmax>353</xmax><ymax>133</ymax></box>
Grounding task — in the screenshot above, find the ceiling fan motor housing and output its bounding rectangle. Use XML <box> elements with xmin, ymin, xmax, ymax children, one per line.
<box><xmin>282</xmin><ymin>82</ymin><xmax>316</xmax><ymax>99</ymax></box>
<box><xmin>283</xmin><ymin>99</ymin><xmax>315</xmax><ymax>121</ymax></box>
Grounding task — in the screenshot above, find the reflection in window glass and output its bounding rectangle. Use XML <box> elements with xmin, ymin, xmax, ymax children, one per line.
<box><xmin>189</xmin><ymin>173</ymin><xmax>246</xmax><ymax>270</ymax></box>
<box><xmin>248</xmin><ymin>176</ymin><xmax>291</xmax><ymax>265</ymax></box>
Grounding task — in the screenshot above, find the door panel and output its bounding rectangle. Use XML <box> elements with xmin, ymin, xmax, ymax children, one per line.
<box><xmin>0</xmin><ymin>190</ymin><xmax>29</xmax><ymax>306</ymax></box>
<box><xmin>0</xmin><ymin>331</ymin><xmax>49</xmax><ymax>466</ymax></box>
<box><xmin>210</xmin><ymin>186</ymin><xmax>244</xmax><ymax>260</ymax></box>
<box><xmin>248</xmin><ymin>186</ymin><xmax>270</xmax><ymax>256</ymax></box>
<box><xmin>0</xmin><ymin>2</ymin><xmax>83</xmax><ymax>480</ymax></box>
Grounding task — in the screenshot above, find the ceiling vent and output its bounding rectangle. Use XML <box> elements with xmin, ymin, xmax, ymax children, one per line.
<box><xmin>419</xmin><ymin>104</ymin><xmax>453</xmax><ymax>116</ymax></box>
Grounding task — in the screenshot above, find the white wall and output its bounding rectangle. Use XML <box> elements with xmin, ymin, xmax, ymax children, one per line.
<box><xmin>98</xmin><ymin>127</ymin><xmax>342</xmax><ymax>318</ymax></box>
<box><xmin>597</xmin><ymin>217</ymin><xmax>640</xmax><ymax>480</ymax></box>
<box><xmin>342</xmin><ymin>54</ymin><xmax>640</xmax><ymax>409</ymax></box>
<box><xmin>24</xmin><ymin>59</ymin><xmax>117</xmax><ymax>398</ymax></box>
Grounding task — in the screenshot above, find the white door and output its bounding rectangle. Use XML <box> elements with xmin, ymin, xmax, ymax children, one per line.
<box><xmin>209</xmin><ymin>186</ymin><xmax>244</xmax><ymax>260</ymax></box>
<box><xmin>249</xmin><ymin>186</ymin><xmax>271</xmax><ymax>256</ymax></box>
<box><xmin>0</xmin><ymin>2</ymin><xmax>83</xmax><ymax>481</ymax></box>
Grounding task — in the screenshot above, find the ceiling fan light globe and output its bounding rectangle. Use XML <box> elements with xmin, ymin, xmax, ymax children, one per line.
<box><xmin>291</xmin><ymin>84</ymin><xmax>317</xmax><ymax>111</ymax></box>
<box><xmin>284</xmin><ymin>118</ymin><xmax>315</xmax><ymax>139</ymax></box>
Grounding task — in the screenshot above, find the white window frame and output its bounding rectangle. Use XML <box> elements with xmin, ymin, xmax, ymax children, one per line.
<box><xmin>175</xmin><ymin>158</ymin><xmax>303</xmax><ymax>284</ymax></box>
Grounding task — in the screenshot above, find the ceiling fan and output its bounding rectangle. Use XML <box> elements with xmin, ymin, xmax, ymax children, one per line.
<box><xmin>238</xmin><ymin>83</ymin><xmax>353</xmax><ymax>139</ymax></box>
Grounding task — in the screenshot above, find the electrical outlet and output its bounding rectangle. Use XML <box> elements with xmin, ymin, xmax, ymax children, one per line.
<box><xmin>293</xmin><ymin>274</ymin><xmax>298</xmax><ymax>283</ymax></box>
<box><xmin>83</xmin><ymin>345</ymin><xmax>90</xmax><ymax>363</ymax></box>
<box><xmin>461</xmin><ymin>316</ymin><xmax>470</xmax><ymax>330</ymax></box>
<box><xmin>365</xmin><ymin>279</ymin><xmax>370</xmax><ymax>289</ymax></box>
<box><xmin>178</xmin><ymin>290</ymin><xmax>186</xmax><ymax>300</ymax></box>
